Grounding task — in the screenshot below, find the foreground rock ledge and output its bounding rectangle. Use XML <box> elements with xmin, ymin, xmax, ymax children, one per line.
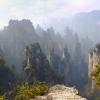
<box><xmin>31</xmin><ymin>84</ymin><xmax>87</xmax><ymax>100</ymax></box>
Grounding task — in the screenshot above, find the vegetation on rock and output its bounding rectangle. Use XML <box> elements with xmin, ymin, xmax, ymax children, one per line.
<box><xmin>90</xmin><ymin>65</ymin><xmax>100</xmax><ymax>87</ymax></box>
<box><xmin>14</xmin><ymin>81</ymin><xmax>48</xmax><ymax>100</ymax></box>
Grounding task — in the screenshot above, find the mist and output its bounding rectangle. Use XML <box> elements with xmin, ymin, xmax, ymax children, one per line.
<box><xmin>0</xmin><ymin>0</ymin><xmax>100</xmax><ymax>100</ymax></box>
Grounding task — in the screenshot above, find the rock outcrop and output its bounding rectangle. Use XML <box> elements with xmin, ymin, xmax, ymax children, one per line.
<box><xmin>23</xmin><ymin>42</ymin><xmax>73</xmax><ymax>84</ymax></box>
<box><xmin>89</xmin><ymin>43</ymin><xmax>100</xmax><ymax>72</ymax></box>
<box><xmin>88</xmin><ymin>43</ymin><xmax>100</xmax><ymax>89</ymax></box>
<box><xmin>31</xmin><ymin>85</ymin><xmax>87</xmax><ymax>100</ymax></box>
<box><xmin>23</xmin><ymin>43</ymin><xmax>53</xmax><ymax>84</ymax></box>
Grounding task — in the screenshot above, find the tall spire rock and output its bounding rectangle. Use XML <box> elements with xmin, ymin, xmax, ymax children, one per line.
<box><xmin>89</xmin><ymin>43</ymin><xmax>100</xmax><ymax>73</ymax></box>
<box><xmin>47</xmin><ymin>47</ymin><xmax>53</xmax><ymax>64</ymax></box>
<box><xmin>23</xmin><ymin>43</ymin><xmax>53</xmax><ymax>84</ymax></box>
<box><xmin>88</xmin><ymin>43</ymin><xmax>100</xmax><ymax>89</ymax></box>
<box><xmin>24</xmin><ymin>46</ymin><xmax>31</xmax><ymax>71</ymax></box>
<box><xmin>61</xmin><ymin>48</ymin><xmax>65</xmax><ymax>61</ymax></box>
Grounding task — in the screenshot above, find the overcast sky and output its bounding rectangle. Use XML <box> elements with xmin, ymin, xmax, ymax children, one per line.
<box><xmin>0</xmin><ymin>0</ymin><xmax>100</xmax><ymax>29</ymax></box>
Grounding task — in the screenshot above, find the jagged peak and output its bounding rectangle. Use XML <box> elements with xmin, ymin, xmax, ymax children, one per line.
<box><xmin>4</xmin><ymin>19</ymin><xmax>35</xmax><ymax>31</ymax></box>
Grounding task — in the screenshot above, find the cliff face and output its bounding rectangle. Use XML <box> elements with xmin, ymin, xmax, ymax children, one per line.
<box><xmin>89</xmin><ymin>43</ymin><xmax>100</xmax><ymax>73</ymax></box>
<box><xmin>0</xmin><ymin>19</ymin><xmax>39</xmax><ymax>72</ymax></box>
<box><xmin>23</xmin><ymin>43</ymin><xmax>53</xmax><ymax>84</ymax></box>
<box><xmin>88</xmin><ymin>43</ymin><xmax>100</xmax><ymax>89</ymax></box>
<box><xmin>23</xmin><ymin>43</ymin><xmax>72</xmax><ymax>85</ymax></box>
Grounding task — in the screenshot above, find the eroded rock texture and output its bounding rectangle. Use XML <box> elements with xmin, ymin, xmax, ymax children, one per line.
<box><xmin>32</xmin><ymin>85</ymin><xmax>87</xmax><ymax>100</ymax></box>
<box><xmin>88</xmin><ymin>43</ymin><xmax>100</xmax><ymax>89</ymax></box>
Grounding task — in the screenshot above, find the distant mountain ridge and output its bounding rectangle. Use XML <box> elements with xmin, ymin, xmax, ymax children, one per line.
<box><xmin>67</xmin><ymin>10</ymin><xmax>100</xmax><ymax>41</ymax></box>
<box><xmin>49</xmin><ymin>10</ymin><xmax>100</xmax><ymax>42</ymax></box>
<box><xmin>0</xmin><ymin>19</ymin><xmax>40</xmax><ymax>72</ymax></box>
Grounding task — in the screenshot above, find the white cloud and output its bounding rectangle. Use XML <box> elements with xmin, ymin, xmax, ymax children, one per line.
<box><xmin>0</xmin><ymin>0</ymin><xmax>9</xmax><ymax>6</ymax></box>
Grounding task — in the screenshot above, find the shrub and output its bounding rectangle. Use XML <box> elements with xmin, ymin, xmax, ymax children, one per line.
<box><xmin>90</xmin><ymin>65</ymin><xmax>100</xmax><ymax>87</ymax></box>
<box><xmin>32</xmin><ymin>81</ymin><xmax>48</xmax><ymax>95</ymax></box>
<box><xmin>14</xmin><ymin>81</ymin><xmax>48</xmax><ymax>100</ymax></box>
<box><xmin>0</xmin><ymin>96</ymin><xmax>4</xmax><ymax>100</ymax></box>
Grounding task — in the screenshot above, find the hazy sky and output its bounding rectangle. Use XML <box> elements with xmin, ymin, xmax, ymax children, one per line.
<box><xmin>0</xmin><ymin>0</ymin><xmax>100</xmax><ymax>29</ymax></box>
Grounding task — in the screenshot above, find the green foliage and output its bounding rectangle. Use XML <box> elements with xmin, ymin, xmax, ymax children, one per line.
<box><xmin>90</xmin><ymin>65</ymin><xmax>100</xmax><ymax>87</ymax></box>
<box><xmin>15</xmin><ymin>82</ymin><xmax>32</xmax><ymax>100</ymax></box>
<box><xmin>14</xmin><ymin>81</ymin><xmax>48</xmax><ymax>100</ymax></box>
<box><xmin>0</xmin><ymin>96</ymin><xmax>4</xmax><ymax>100</ymax></box>
<box><xmin>32</xmin><ymin>81</ymin><xmax>49</xmax><ymax>95</ymax></box>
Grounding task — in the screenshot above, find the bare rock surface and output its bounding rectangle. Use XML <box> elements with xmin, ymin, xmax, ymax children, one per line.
<box><xmin>31</xmin><ymin>84</ymin><xmax>87</xmax><ymax>100</ymax></box>
<box><xmin>89</xmin><ymin>43</ymin><xmax>100</xmax><ymax>71</ymax></box>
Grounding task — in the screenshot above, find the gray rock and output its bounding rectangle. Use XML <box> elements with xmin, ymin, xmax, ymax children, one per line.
<box><xmin>31</xmin><ymin>85</ymin><xmax>87</xmax><ymax>100</ymax></box>
<box><xmin>88</xmin><ymin>43</ymin><xmax>100</xmax><ymax>89</ymax></box>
